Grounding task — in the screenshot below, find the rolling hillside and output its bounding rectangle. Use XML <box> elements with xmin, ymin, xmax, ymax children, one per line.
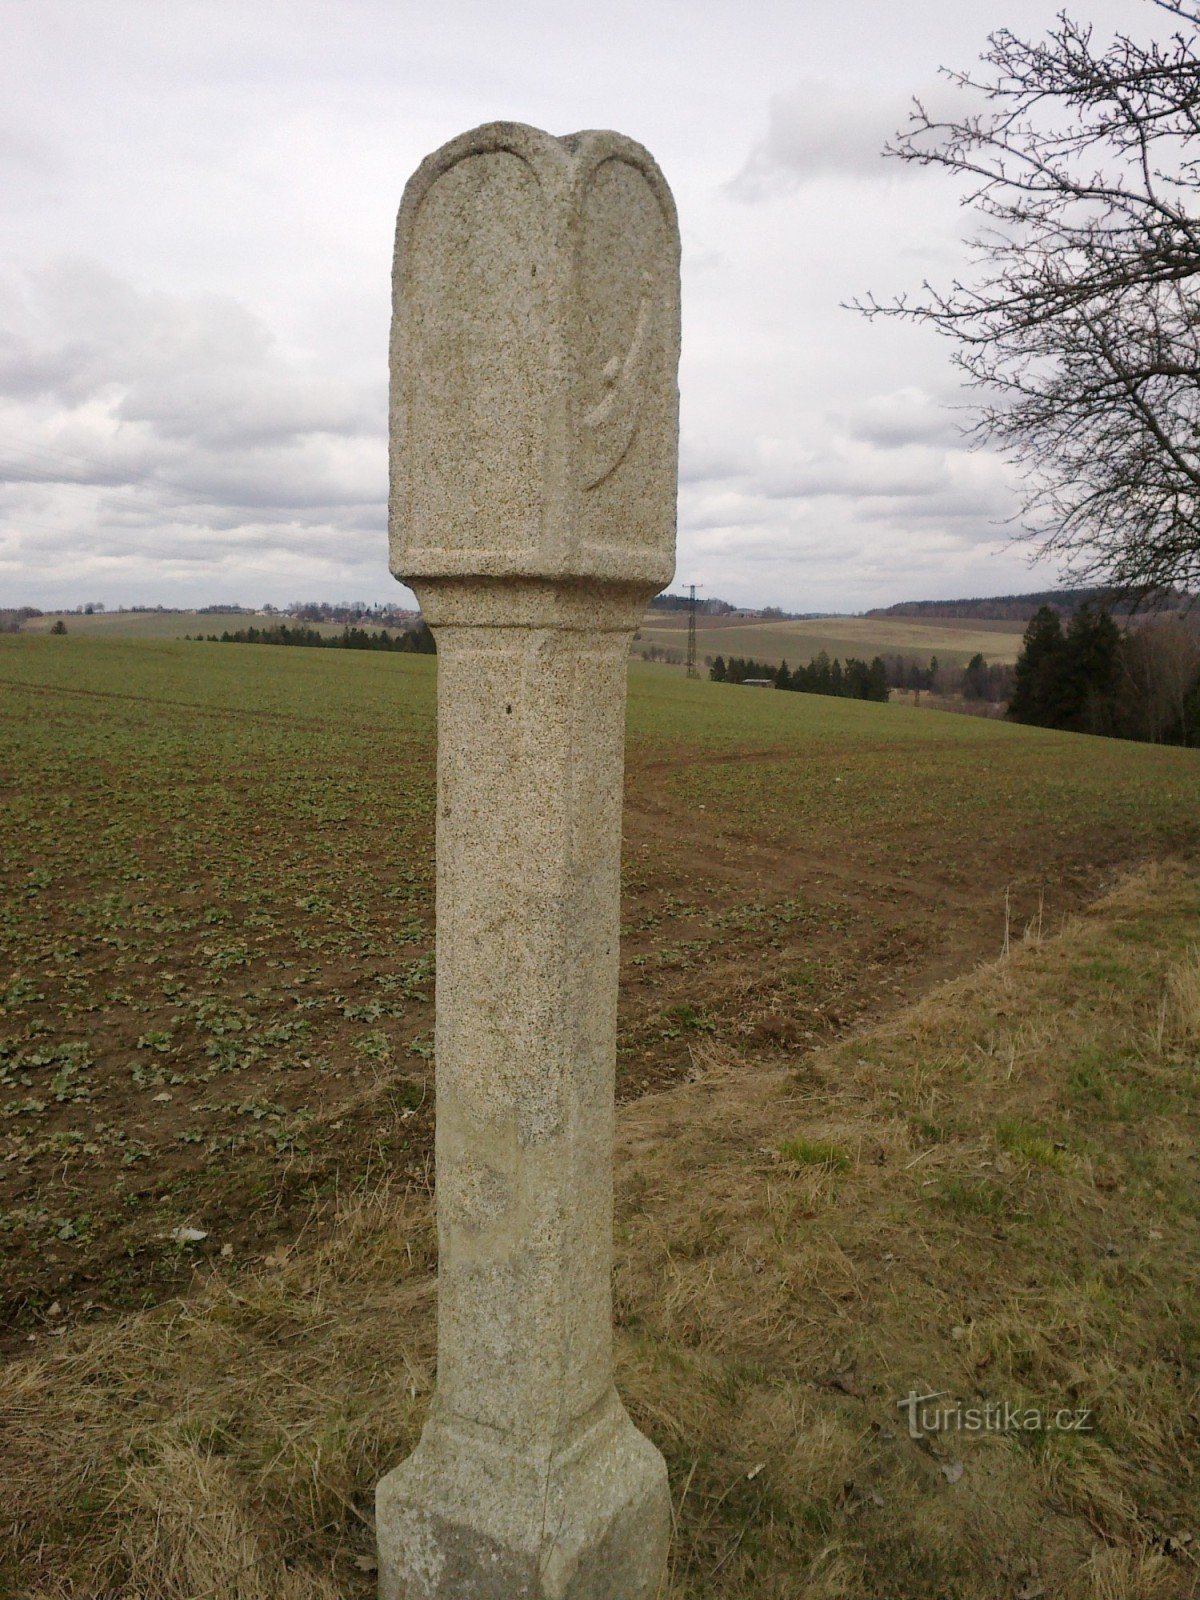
<box><xmin>637</xmin><ymin>612</ymin><xmax>1026</xmax><ymax>668</ymax></box>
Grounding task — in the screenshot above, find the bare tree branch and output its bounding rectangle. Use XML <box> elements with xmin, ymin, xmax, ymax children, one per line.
<box><xmin>852</xmin><ymin>6</ymin><xmax>1200</xmax><ymax>600</ymax></box>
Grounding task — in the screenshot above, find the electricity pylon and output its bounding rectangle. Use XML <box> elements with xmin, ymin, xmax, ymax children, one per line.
<box><xmin>686</xmin><ymin>583</ymin><xmax>701</xmax><ymax>678</ymax></box>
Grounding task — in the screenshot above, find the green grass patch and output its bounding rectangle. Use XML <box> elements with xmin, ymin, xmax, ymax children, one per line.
<box><xmin>779</xmin><ymin>1136</ymin><xmax>851</xmax><ymax>1171</ymax></box>
<box><xmin>995</xmin><ymin>1118</ymin><xmax>1066</xmax><ymax>1169</ymax></box>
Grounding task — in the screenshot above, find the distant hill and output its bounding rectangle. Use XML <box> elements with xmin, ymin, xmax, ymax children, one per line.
<box><xmin>649</xmin><ymin>592</ymin><xmax>737</xmax><ymax>616</ymax></box>
<box><xmin>649</xmin><ymin>594</ymin><xmax>827</xmax><ymax>620</ymax></box>
<box><xmin>867</xmin><ymin>587</ymin><xmax>1191</xmax><ymax>622</ymax></box>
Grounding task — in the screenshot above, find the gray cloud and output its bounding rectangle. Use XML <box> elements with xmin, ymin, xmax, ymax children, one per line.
<box><xmin>841</xmin><ymin>386</ymin><xmax>966</xmax><ymax>450</ymax></box>
<box><xmin>729</xmin><ymin>81</ymin><xmax>909</xmax><ymax>198</ymax></box>
<box><xmin>728</xmin><ymin>74</ymin><xmax>992</xmax><ymax>201</ymax></box>
<box><xmin>0</xmin><ymin>260</ymin><xmax>386</xmax><ymax>591</ymax></box>
<box><xmin>1</xmin><ymin>0</ymin><xmax>1150</xmax><ymax>610</ymax></box>
<box><xmin>757</xmin><ymin>449</ymin><xmax>949</xmax><ymax>503</ymax></box>
<box><xmin>0</xmin><ymin>261</ymin><xmax>379</xmax><ymax>444</ymax></box>
<box><xmin>678</xmin><ymin>437</ymin><xmax>748</xmax><ymax>487</ymax></box>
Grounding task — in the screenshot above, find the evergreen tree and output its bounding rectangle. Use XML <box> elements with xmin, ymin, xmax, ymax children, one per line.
<box><xmin>844</xmin><ymin>658</ymin><xmax>869</xmax><ymax>699</ymax></box>
<box><xmin>1182</xmin><ymin>676</ymin><xmax>1200</xmax><ymax>749</ymax></box>
<box><xmin>963</xmin><ymin>652</ymin><xmax>988</xmax><ymax>700</ymax></box>
<box><xmin>710</xmin><ymin>654</ymin><xmax>726</xmax><ymax>682</ymax></box>
<box><xmin>1061</xmin><ymin>604</ymin><xmax>1123</xmax><ymax>734</ymax></box>
<box><xmin>1009</xmin><ymin>606</ymin><xmax>1068</xmax><ymax>726</ymax></box>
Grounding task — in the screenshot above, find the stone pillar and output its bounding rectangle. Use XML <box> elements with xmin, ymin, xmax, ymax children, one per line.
<box><xmin>375</xmin><ymin>123</ymin><xmax>680</xmax><ymax>1600</ymax></box>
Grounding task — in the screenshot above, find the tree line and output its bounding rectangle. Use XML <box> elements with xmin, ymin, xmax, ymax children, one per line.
<box><xmin>710</xmin><ymin>651</ymin><xmax>889</xmax><ymax>701</ymax></box>
<box><xmin>709</xmin><ymin>648</ymin><xmax>1017</xmax><ymax>705</ymax></box>
<box><xmin>883</xmin><ymin>653</ymin><xmax>1015</xmax><ymax>703</ymax></box>
<box><xmin>1009</xmin><ymin>606</ymin><xmax>1200</xmax><ymax>746</ymax></box>
<box><xmin>283</xmin><ymin>600</ymin><xmax>418</xmax><ymax>628</ymax></box>
<box><xmin>192</xmin><ymin>622</ymin><xmax>436</xmax><ymax>654</ymax></box>
<box><xmin>866</xmin><ymin>588</ymin><xmax>1176</xmax><ymax>623</ymax></box>
<box><xmin>0</xmin><ymin>606</ymin><xmax>44</xmax><ymax>633</ymax></box>
<box><xmin>648</xmin><ymin>592</ymin><xmax>735</xmax><ymax>615</ymax></box>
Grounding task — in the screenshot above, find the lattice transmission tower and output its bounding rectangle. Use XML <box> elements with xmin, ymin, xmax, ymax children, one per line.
<box><xmin>686</xmin><ymin>583</ymin><xmax>701</xmax><ymax>678</ymax></box>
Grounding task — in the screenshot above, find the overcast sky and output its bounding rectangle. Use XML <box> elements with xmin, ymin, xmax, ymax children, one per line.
<box><xmin>0</xmin><ymin>0</ymin><xmax>1167</xmax><ymax>614</ymax></box>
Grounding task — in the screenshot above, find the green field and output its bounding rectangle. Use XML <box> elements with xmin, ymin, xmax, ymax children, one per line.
<box><xmin>2</xmin><ymin>633</ymin><xmax>1199</xmax><ymax>1344</ymax></box>
<box><xmin>20</xmin><ymin>610</ymin><xmax>226</xmax><ymax>639</ymax></box>
<box><xmin>637</xmin><ymin>612</ymin><xmax>1027</xmax><ymax>668</ymax></box>
<box><xmin>19</xmin><ymin>610</ymin><xmax>367</xmax><ymax>639</ymax></box>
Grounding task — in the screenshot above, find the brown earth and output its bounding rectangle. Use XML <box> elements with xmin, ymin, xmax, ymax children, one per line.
<box><xmin>0</xmin><ymin>735</ymin><xmax>1151</xmax><ymax>1358</ymax></box>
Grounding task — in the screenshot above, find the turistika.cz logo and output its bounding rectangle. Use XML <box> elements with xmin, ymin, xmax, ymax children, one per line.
<box><xmin>897</xmin><ymin>1390</ymin><xmax>1094</xmax><ymax>1440</ymax></box>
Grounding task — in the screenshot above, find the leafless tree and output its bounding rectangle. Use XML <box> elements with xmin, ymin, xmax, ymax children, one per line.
<box><xmin>1120</xmin><ymin>613</ymin><xmax>1200</xmax><ymax>739</ymax></box>
<box><xmin>855</xmin><ymin>3</ymin><xmax>1200</xmax><ymax>602</ymax></box>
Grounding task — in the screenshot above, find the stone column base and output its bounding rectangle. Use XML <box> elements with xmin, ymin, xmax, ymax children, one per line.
<box><xmin>376</xmin><ymin>1390</ymin><xmax>670</xmax><ymax>1600</ymax></box>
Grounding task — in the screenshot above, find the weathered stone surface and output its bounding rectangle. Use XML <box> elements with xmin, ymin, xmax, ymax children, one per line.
<box><xmin>389</xmin><ymin>120</ymin><xmax>679</xmax><ymax>589</ymax></box>
<box><xmin>377</xmin><ymin>1393</ymin><xmax>668</xmax><ymax>1600</ymax></box>
<box><xmin>377</xmin><ymin>121</ymin><xmax>679</xmax><ymax>1600</ymax></box>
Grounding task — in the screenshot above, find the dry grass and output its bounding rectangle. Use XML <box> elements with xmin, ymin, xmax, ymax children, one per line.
<box><xmin>0</xmin><ymin>1188</ymin><xmax>436</xmax><ymax>1597</ymax></box>
<box><xmin>1165</xmin><ymin>945</ymin><xmax>1200</xmax><ymax>1047</ymax></box>
<box><xmin>3</xmin><ymin>864</ymin><xmax>1199</xmax><ymax>1598</ymax></box>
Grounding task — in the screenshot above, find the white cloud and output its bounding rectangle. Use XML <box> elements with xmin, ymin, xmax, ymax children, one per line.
<box><xmin>0</xmin><ymin>0</ymin><xmax>1155</xmax><ymax>611</ymax></box>
<box><xmin>728</xmin><ymin>81</ymin><xmax>913</xmax><ymax>198</ymax></box>
<box><xmin>727</xmin><ymin>72</ymin><xmax>992</xmax><ymax>201</ymax></box>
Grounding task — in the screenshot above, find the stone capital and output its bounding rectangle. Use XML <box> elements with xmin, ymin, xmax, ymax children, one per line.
<box><xmin>389</xmin><ymin>120</ymin><xmax>680</xmax><ymax>593</ymax></box>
